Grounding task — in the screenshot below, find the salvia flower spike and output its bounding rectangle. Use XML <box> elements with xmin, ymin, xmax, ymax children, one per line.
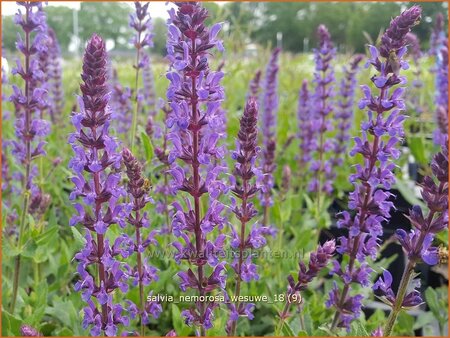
<box><xmin>129</xmin><ymin>1</ymin><xmax>154</xmax><ymax>151</ymax></box>
<box><xmin>309</xmin><ymin>24</ymin><xmax>336</xmax><ymax>196</ymax></box>
<box><xmin>260</xmin><ymin>48</ymin><xmax>280</xmax><ymax>226</ymax></box>
<box><xmin>404</xmin><ymin>33</ymin><xmax>423</xmax><ymax>119</ymax></box>
<box><xmin>327</xmin><ymin>5</ymin><xmax>422</xmax><ymax>332</ymax></box>
<box><xmin>122</xmin><ymin>148</ymin><xmax>160</xmax><ymax>335</ymax></box>
<box><xmin>297</xmin><ymin>79</ymin><xmax>315</xmax><ymax>188</ymax></box>
<box><xmin>433</xmin><ymin>38</ymin><xmax>448</xmax><ymax>144</ymax></box>
<box><xmin>166</xmin><ymin>2</ymin><xmax>226</xmax><ymax>334</ymax></box>
<box><xmin>47</xmin><ymin>28</ymin><xmax>64</xmax><ymax>122</ymax></box>
<box><xmin>227</xmin><ymin>98</ymin><xmax>263</xmax><ymax>335</ymax></box>
<box><xmin>9</xmin><ymin>0</ymin><xmax>50</xmax><ymax>314</ymax></box>
<box><xmin>381</xmin><ymin>137</ymin><xmax>448</xmax><ymax>336</ymax></box>
<box><xmin>331</xmin><ymin>54</ymin><xmax>363</xmax><ymax>168</ymax></box>
<box><xmin>277</xmin><ymin>240</ymin><xmax>335</xmax><ymax>334</ymax></box>
<box><xmin>69</xmin><ymin>34</ymin><xmax>129</xmax><ymax>336</ymax></box>
<box><xmin>248</xmin><ymin>69</ymin><xmax>262</xmax><ymax>99</ymax></box>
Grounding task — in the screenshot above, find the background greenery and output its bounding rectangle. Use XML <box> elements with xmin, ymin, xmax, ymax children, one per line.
<box><xmin>1</xmin><ymin>2</ymin><xmax>448</xmax><ymax>56</ymax></box>
<box><xmin>1</xmin><ymin>1</ymin><xmax>448</xmax><ymax>336</ymax></box>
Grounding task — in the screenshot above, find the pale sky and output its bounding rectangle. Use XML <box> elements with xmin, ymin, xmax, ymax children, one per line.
<box><xmin>1</xmin><ymin>1</ymin><xmax>173</xmax><ymax>18</ymax></box>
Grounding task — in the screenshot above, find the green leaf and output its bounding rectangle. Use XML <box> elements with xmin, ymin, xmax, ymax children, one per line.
<box><xmin>35</xmin><ymin>224</ymin><xmax>58</xmax><ymax>246</ymax></box>
<box><xmin>424</xmin><ymin>287</ymin><xmax>441</xmax><ymax>320</ymax></box>
<box><xmin>409</xmin><ymin>136</ymin><xmax>427</xmax><ymax>165</ymax></box>
<box><xmin>2</xmin><ymin>310</ymin><xmax>21</xmax><ymax>336</ymax></box>
<box><xmin>141</xmin><ymin>131</ymin><xmax>154</xmax><ymax>162</ymax></box>
<box><xmin>351</xmin><ymin>320</ymin><xmax>369</xmax><ymax>336</ymax></box>
<box><xmin>395</xmin><ymin>179</ymin><xmax>426</xmax><ymax>209</ymax></box>
<box><xmin>171</xmin><ymin>304</ymin><xmax>191</xmax><ymax>336</ymax></box>
<box><xmin>71</xmin><ymin>227</ymin><xmax>86</xmax><ymax>246</ymax></box>
<box><xmin>281</xmin><ymin>320</ymin><xmax>295</xmax><ymax>336</ymax></box>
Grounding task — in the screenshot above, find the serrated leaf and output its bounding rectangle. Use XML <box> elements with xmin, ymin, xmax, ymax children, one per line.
<box><xmin>424</xmin><ymin>287</ymin><xmax>440</xmax><ymax>319</ymax></box>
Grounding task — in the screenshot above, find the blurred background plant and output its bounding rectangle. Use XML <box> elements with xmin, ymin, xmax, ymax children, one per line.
<box><xmin>1</xmin><ymin>1</ymin><xmax>448</xmax><ymax>337</ymax></box>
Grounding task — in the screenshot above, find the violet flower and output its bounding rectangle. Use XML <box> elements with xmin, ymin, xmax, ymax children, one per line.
<box><xmin>69</xmin><ymin>34</ymin><xmax>129</xmax><ymax>336</ymax></box>
<box><xmin>429</xmin><ymin>13</ymin><xmax>445</xmax><ymax>57</ymax></box>
<box><xmin>29</xmin><ymin>13</ymin><xmax>52</xmax><ymax>120</ymax></box>
<box><xmin>277</xmin><ymin>240</ymin><xmax>335</xmax><ymax>334</ymax></box>
<box><xmin>129</xmin><ymin>1</ymin><xmax>154</xmax><ymax>151</ymax></box>
<box><xmin>248</xmin><ymin>69</ymin><xmax>262</xmax><ymax>99</ymax></box>
<box><xmin>20</xmin><ymin>325</ymin><xmax>41</xmax><ymax>337</ymax></box>
<box><xmin>47</xmin><ymin>28</ymin><xmax>64</xmax><ymax>123</ymax></box>
<box><xmin>331</xmin><ymin>54</ymin><xmax>363</xmax><ymax>168</ymax></box>
<box><xmin>381</xmin><ymin>137</ymin><xmax>447</xmax><ymax>336</ymax></box>
<box><xmin>227</xmin><ymin>98</ymin><xmax>263</xmax><ymax>335</ymax></box>
<box><xmin>121</xmin><ymin>148</ymin><xmax>160</xmax><ymax>334</ymax></box>
<box><xmin>8</xmin><ymin>0</ymin><xmax>50</xmax><ymax>314</ymax></box>
<box><xmin>111</xmin><ymin>82</ymin><xmax>133</xmax><ymax>135</ymax></box>
<box><xmin>296</xmin><ymin>79</ymin><xmax>316</xmax><ymax>194</ymax></box>
<box><xmin>404</xmin><ymin>33</ymin><xmax>423</xmax><ymax>119</ymax></box>
<box><xmin>327</xmin><ymin>6</ymin><xmax>422</xmax><ymax>332</ymax></box>
<box><xmin>433</xmin><ymin>39</ymin><xmax>448</xmax><ymax>145</ymax></box>
<box><xmin>259</xmin><ymin>49</ymin><xmax>280</xmax><ymax>225</ymax></box>
<box><xmin>309</xmin><ymin>24</ymin><xmax>336</xmax><ymax>195</ymax></box>
<box><xmin>152</xmin><ymin>102</ymin><xmax>173</xmax><ymax>234</ymax></box>
<box><xmin>166</xmin><ymin>2</ymin><xmax>226</xmax><ymax>334</ymax></box>
<box><xmin>141</xmin><ymin>52</ymin><xmax>157</xmax><ymax>121</ymax></box>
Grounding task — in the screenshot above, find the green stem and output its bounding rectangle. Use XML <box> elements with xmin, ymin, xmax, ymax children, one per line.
<box><xmin>275</xmin><ymin>298</ymin><xmax>292</xmax><ymax>336</ymax></box>
<box><xmin>383</xmin><ymin>261</ymin><xmax>415</xmax><ymax>336</ymax></box>
<box><xmin>135</xmin><ymin>223</ymin><xmax>145</xmax><ymax>336</ymax></box>
<box><xmin>10</xmin><ymin>4</ymin><xmax>33</xmax><ymax>315</ymax></box>
<box><xmin>10</xmin><ymin>191</ymin><xmax>30</xmax><ymax>313</ymax></box>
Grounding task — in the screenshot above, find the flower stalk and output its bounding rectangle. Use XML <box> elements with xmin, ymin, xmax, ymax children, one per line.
<box><xmin>166</xmin><ymin>2</ymin><xmax>226</xmax><ymax>334</ymax></box>
<box><xmin>227</xmin><ymin>98</ymin><xmax>260</xmax><ymax>336</ymax></box>
<box><xmin>379</xmin><ymin>139</ymin><xmax>448</xmax><ymax>336</ymax></box>
<box><xmin>328</xmin><ymin>6</ymin><xmax>422</xmax><ymax>331</ymax></box>
<box><xmin>129</xmin><ymin>1</ymin><xmax>153</xmax><ymax>152</ymax></box>
<box><xmin>9</xmin><ymin>1</ymin><xmax>49</xmax><ymax>314</ymax></box>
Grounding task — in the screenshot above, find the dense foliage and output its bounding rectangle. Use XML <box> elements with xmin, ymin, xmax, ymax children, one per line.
<box><xmin>1</xmin><ymin>1</ymin><xmax>448</xmax><ymax>337</ymax></box>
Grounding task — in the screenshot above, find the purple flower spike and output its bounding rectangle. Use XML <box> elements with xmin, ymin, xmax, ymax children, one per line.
<box><xmin>433</xmin><ymin>38</ymin><xmax>448</xmax><ymax>144</ymax></box>
<box><xmin>248</xmin><ymin>70</ymin><xmax>262</xmax><ymax>99</ymax></box>
<box><xmin>429</xmin><ymin>13</ymin><xmax>445</xmax><ymax>57</ymax></box>
<box><xmin>331</xmin><ymin>54</ymin><xmax>363</xmax><ymax>168</ymax></box>
<box><xmin>328</xmin><ymin>6</ymin><xmax>422</xmax><ymax>332</ymax></box>
<box><xmin>399</xmin><ymin>139</ymin><xmax>448</xmax><ymax>265</ymax></box>
<box><xmin>129</xmin><ymin>1</ymin><xmax>154</xmax><ymax>149</ymax></box>
<box><xmin>69</xmin><ymin>34</ymin><xmax>128</xmax><ymax>336</ymax></box>
<box><xmin>291</xmin><ymin>240</ymin><xmax>335</xmax><ymax>292</ymax></box>
<box><xmin>405</xmin><ymin>33</ymin><xmax>424</xmax><ymax>118</ymax></box>
<box><xmin>277</xmin><ymin>241</ymin><xmax>335</xmax><ymax>332</ymax></box>
<box><xmin>47</xmin><ymin>28</ymin><xmax>64</xmax><ymax>122</ymax></box>
<box><xmin>8</xmin><ymin>1</ymin><xmax>51</xmax><ymax>314</ymax></box>
<box><xmin>166</xmin><ymin>2</ymin><xmax>226</xmax><ymax>334</ymax></box>
<box><xmin>227</xmin><ymin>98</ymin><xmax>267</xmax><ymax>335</ymax></box>
<box><xmin>9</xmin><ymin>1</ymin><xmax>49</xmax><ymax>192</ymax></box>
<box><xmin>140</xmin><ymin>53</ymin><xmax>157</xmax><ymax>120</ymax></box>
<box><xmin>122</xmin><ymin>148</ymin><xmax>160</xmax><ymax>332</ymax></box>
<box><xmin>260</xmin><ymin>48</ymin><xmax>280</xmax><ymax>225</ymax></box>
<box><xmin>111</xmin><ymin>79</ymin><xmax>133</xmax><ymax>135</ymax></box>
<box><xmin>309</xmin><ymin>24</ymin><xmax>336</xmax><ymax>195</ymax></box>
<box><xmin>297</xmin><ymin>80</ymin><xmax>315</xmax><ymax>170</ymax></box>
